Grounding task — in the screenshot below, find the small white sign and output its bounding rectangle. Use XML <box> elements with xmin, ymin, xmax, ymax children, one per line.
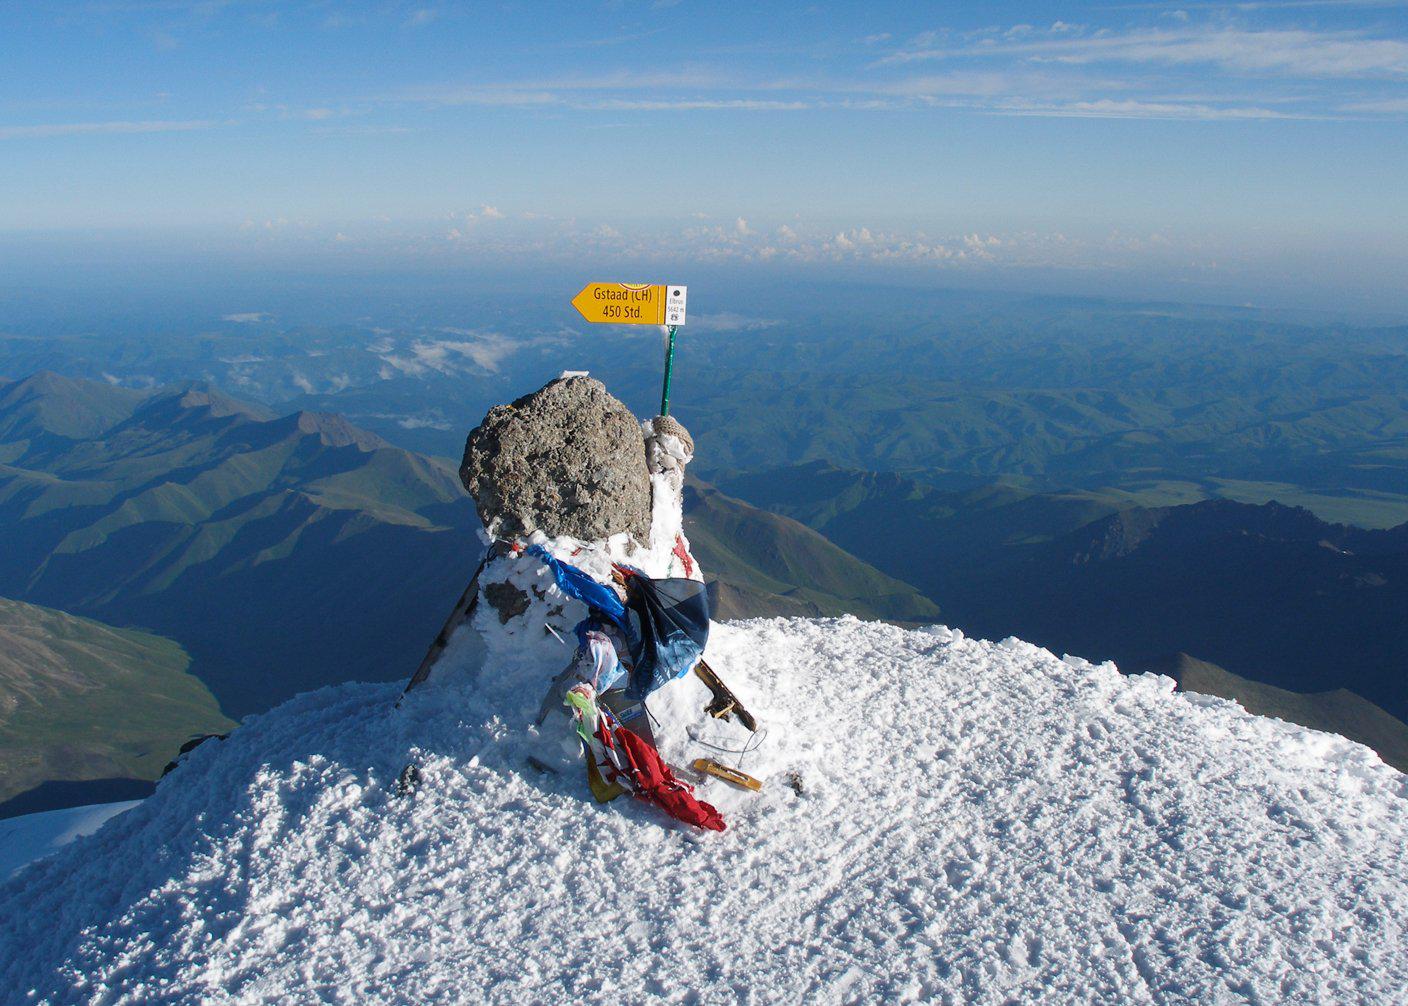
<box><xmin>665</xmin><ymin>285</ymin><xmax>687</xmax><ymax>327</ymax></box>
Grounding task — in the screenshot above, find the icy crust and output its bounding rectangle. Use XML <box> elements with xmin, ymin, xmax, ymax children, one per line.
<box><xmin>3</xmin><ymin>619</ymin><xmax>1408</xmax><ymax>1005</ymax></box>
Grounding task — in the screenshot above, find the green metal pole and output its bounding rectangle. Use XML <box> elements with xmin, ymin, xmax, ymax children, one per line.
<box><xmin>660</xmin><ymin>325</ymin><xmax>677</xmax><ymax>416</ymax></box>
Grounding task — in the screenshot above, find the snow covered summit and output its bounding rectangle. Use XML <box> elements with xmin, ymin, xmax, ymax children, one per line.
<box><xmin>3</xmin><ymin>616</ymin><xmax>1407</xmax><ymax>1003</ymax></box>
<box><xmin>2</xmin><ymin>380</ymin><xmax>1407</xmax><ymax>1003</ymax></box>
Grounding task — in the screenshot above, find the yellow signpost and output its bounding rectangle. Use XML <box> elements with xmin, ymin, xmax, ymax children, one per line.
<box><xmin>571</xmin><ymin>282</ymin><xmax>688</xmax><ymax>415</ymax></box>
<box><xmin>570</xmin><ymin>283</ymin><xmax>686</xmax><ymax>327</ymax></box>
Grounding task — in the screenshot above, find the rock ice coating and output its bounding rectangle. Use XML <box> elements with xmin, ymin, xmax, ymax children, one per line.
<box><xmin>432</xmin><ymin>377</ymin><xmax>702</xmax><ymax>695</ymax></box>
<box><xmin>459</xmin><ymin>376</ymin><xmax>653</xmax><ymax>543</ymax></box>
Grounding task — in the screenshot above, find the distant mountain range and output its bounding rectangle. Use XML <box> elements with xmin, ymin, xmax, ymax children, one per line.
<box><xmin>10</xmin><ymin>295</ymin><xmax>1407</xmax><ymax>514</ymax></box>
<box><xmin>5</xmin><ymin>369</ymin><xmax>1406</xmax><ymax>806</ymax></box>
<box><xmin>719</xmin><ymin>461</ymin><xmax>1408</xmax><ymax>762</ymax></box>
<box><xmin>5</xmin><ymin>290</ymin><xmax>1407</xmax><ymax>787</ymax></box>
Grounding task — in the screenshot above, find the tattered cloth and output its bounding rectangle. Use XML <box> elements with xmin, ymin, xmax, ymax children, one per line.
<box><xmin>616</xmin><ymin>568</ymin><xmax>711</xmax><ymax>701</ymax></box>
<box><xmin>526</xmin><ymin>545</ymin><xmax>630</xmax><ymax>632</ymax></box>
<box><xmin>567</xmin><ymin>684</ymin><xmax>725</xmax><ymax>832</ymax></box>
<box><xmin>526</xmin><ymin>546</ymin><xmax>710</xmax><ymax>702</ymax></box>
<box><xmin>609</xmin><ymin>717</ymin><xmax>725</xmax><ymax>831</ymax></box>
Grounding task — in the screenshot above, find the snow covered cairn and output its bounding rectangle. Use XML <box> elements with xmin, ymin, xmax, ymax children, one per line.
<box><xmin>404</xmin><ymin>375</ymin><xmax>732</xmax><ymax>829</ymax></box>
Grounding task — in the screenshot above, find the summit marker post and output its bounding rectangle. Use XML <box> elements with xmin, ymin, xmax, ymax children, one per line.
<box><xmin>571</xmin><ymin>282</ymin><xmax>687</xmax><ymax>415</ymax></box>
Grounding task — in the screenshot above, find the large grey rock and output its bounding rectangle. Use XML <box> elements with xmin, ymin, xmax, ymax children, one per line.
<box><xmin>460</xmin><ymin>377</ymin><xmax>652</xmax><ymax>542</ymax></box>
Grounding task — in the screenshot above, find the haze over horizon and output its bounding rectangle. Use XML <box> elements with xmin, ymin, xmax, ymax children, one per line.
<box><xmin>3</xmin><ymin>1</ymin><xmax>1407</xmax><ymax>316</ymax></box>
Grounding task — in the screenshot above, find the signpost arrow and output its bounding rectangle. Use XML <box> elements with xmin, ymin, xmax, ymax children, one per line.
<box><xmin>570</xmin><ymin>282</ymin><xmax>686</xmax><ymax>327</ymax></box>
<box><xmin>571</xmin><ymin>282</ymin><xmax>688</xmax><ymax>415</ymax></box>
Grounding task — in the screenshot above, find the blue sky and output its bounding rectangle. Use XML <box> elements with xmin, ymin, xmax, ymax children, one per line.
<box><xmin>2</xmin><ymin>1</ymin><xmax>1407</xmax><ymax>312</ymax></box>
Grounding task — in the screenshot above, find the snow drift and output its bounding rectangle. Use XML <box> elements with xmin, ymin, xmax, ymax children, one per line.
<box><xmin>2</xmin><ymin>612</ymin><xmax>1407</xmax><ymax>1003</ymax></box>
<box><xmin>0</xmin><ymin>802</ymin><xmax>140</xmax><ymax>880</ymax></box>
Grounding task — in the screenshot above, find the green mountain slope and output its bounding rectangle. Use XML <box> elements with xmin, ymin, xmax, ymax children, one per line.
<box><xmin>682</xmin><ymin>481</ymin><xmax>939</xmax><ymax>623</ymax></box>
<box><xmin>1133</xmin><ymin>653</ymin><xmax>1408</xmax><ymax>773</ymax></box>
<box><xmin>0</xmin><ymin>370</ymin><xmax>148</xmax><ymax>447</ymax></box>
<box><xmin>0</xmin><ymin>596</ymin><xmax>234</xmax><ymax>810</ymax></box>
<box><xmin>0</xmin><ymin>372</ymin><xmax>482</xmax><ymax>717</ymax></box>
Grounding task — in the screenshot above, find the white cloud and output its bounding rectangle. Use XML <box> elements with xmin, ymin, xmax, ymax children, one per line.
<box><xmin>301</xmin><ymin>211</ymin><xmax>1223</xmax><ymax>280</ymax></box>
<box><xmin>222</xmin><ymin>312</ymin><xmax>270</xmax><ymax>323</ymax></box>
<box><xmin>883</xmin><ymin>26</ymin><xmax>1408</xmax><ymax>79</ymax></box>
<box><xmin>371</xmin><ymin>332</ymin><xmax>559</xmax><ymax>377</ymax></box>
<box><xmin>365</xmin><ymin>412</ymin><xmax>453</xmax><ymax>431</ymax></box>
<box><xmin>691</xmin><ymin>312</ymin><xmax>780</xmax><ymax>333</ymax></box>
<box><xmin>380</xmin><ymin>21</ymin><xmax>1402</xmax><ymax>127</ymax></box>
<box><xmin>395</xmin><ymin>70</ymin><xmax>732</xmax><ymax>106</ymax></box>
<box><xmin>1341</xmin><ymin>96</ymin><xmax>1408</xmax><ymax>112</ymax></box>
<box><xmin>313</xmin><ymin>123</ymin><xmax>415</xmax><ymax>136</ymax></box>
<box><xmin>0</xmin><ymin>119</ymin><xmax>215</xmax><ymax>140</ymax></box>
<box><xmin>963</xmin><ymin>233</ymin><xmax>1000</xmax><ymax>260</ymax></box>
<box><xmin>584</xmin><ymin>98</ymin><xmax>810</xmax><ymax>111</ymax></box>
<box><xmin>406</xmin><ymin>88</ymin><xmax>559</xmax><ymax>107</ymax></box>
<box><xmin>996</xmin><ymin>97</ymin><xmax>1303</xmax><ymax>120</ymax></box>
<box><xmin>397</xmin><ymin>415</ymin><xmax>452</xmax><ymax>430</ymax></box>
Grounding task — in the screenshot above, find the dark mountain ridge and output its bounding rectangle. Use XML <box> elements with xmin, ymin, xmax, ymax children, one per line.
<box><xmin>1068</xmin><ymin>498</ymin><xmax>1408</xmax><ymax>564</ymax></box>
<box><xmin>985</xmin><ymin>499</ymin><xmax>1408</xmax><ymax>716</ymax></box>
<box><xmin>0</xmin><ymin>372</ymin><xmax>481</xmax><ymax>717</ymax></box>
<box><xmin>720</xmin><ymin>461</ymin><xmax>1408</xmax><ymax>730</ymax></box>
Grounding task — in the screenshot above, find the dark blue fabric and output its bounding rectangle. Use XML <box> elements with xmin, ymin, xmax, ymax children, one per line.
<box><xmin>523</xmin><ymin>547</ymin><xmax>707</xmax><ymax>700</ymax></box>
<box><xmin>623</xmin><ymin>574</ymin><xmax>711</xmax><ymax>700</ymax></box>
<box><xmin>526</xmin><ymin>546</ymin><xmax>629</xmax><ymax>630</ymax></box>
